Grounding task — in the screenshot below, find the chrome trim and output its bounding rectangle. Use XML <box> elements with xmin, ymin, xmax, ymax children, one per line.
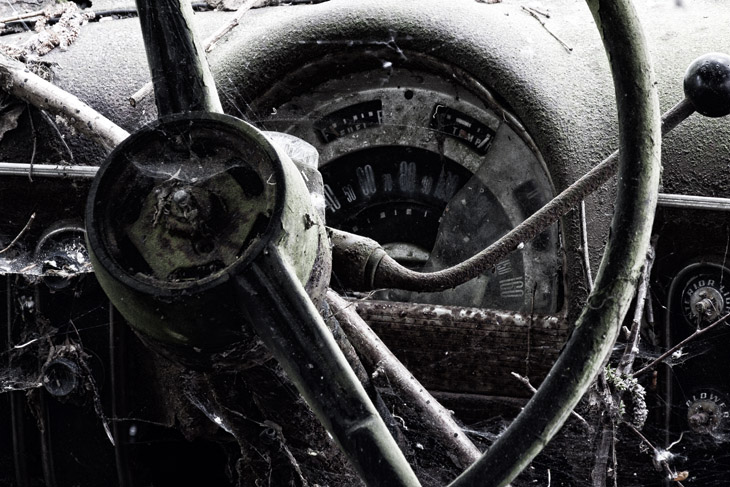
<box><xmin>657</xmin><ymin>193</ymin><xmax>730</xmax><ymax>212</ymax></box>
<box><xmin>0</xmin><ymin>163</ymin><xmax>98</xmax><ymax>178</ymax></box>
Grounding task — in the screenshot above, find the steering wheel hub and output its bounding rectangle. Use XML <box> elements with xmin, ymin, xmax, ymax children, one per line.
<box><xmin>86</xmin><ymin>113</ymin><xmax>330</xmax><ymax>353</ymax></box>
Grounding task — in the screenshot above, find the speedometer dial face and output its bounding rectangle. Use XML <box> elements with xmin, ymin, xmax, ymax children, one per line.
<box><xmin>320</xmin><ymin>146</ymin><xmax>473</xmax><ymax>259</ymax></box>
<box><xmin>260</xmin><ymin>62</ymin><xmax>562</xmax><ymax>314</ymax></box>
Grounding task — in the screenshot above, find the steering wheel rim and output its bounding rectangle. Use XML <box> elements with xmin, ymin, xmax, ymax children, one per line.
<box><xmin>84</xmin><ymin>0</ymin><xmax>661</xmax><ymax>485</ymax></box>
<box><xmin>450</xmin><ymin>1</ymin><xmax>660</xmax><ymax>484</ymax></box>
<box><xmin>451</xmin><ymin>1</ymin><xmax>660</xmax><ymax>483</ymax></box>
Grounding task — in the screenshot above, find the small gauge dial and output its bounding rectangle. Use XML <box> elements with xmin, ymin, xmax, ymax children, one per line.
<box><xmin>261</xmin><ymin>62</ymin><xmax>561</xmax><ymax>314</ymax></box>
<box><xmin>685</xmin><ymin>390</ymin><xmax>730</xmax><ymax>435</ymax></box>
<box><xmin>430</xmin><ymin>104</ymin><xmax>495</xmax><ymax>155</ymax></box>
<box><xmin>674</xmin><ymin>263</ymin><xmax>730</xmax><ymax>328</ymax></box>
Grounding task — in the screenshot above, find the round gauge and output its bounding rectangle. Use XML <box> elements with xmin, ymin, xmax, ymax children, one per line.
<box><xmin>259</xmin><ymin>59</ymin><xmax>561</xmax><ymax>314</ymax></box>
<box><xmin>685</xmin><ymin>389</ymin><xmax>730</xmax><ymax>435</ymax></box>
<box><xmin>671</xmin><ymin>263</ymin><xmax>730</xmax><ymax>328</ymax></box>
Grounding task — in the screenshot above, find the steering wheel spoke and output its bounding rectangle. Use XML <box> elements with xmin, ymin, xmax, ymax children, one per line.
<box><xmin>135</xmin><ymin>0</ymin><xmax>222</xmax><ymax>115</ymax></box>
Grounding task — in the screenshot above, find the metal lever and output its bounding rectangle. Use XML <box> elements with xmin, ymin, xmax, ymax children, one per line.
<box><xmin>234</xmin><ymin>246</ymin><xmax>420</xmax><ymax>486</ymax></box>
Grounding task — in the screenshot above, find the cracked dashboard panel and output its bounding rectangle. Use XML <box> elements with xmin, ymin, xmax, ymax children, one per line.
<box><xmin>1</xmin><ymin>0</ymin><xmax>730</xmax><ymax>486</ymax></box>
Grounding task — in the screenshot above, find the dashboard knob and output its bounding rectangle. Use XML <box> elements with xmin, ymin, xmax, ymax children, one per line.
<box><xmin>685</xmin><ymin>391</ymin><xmax>729</xmax><ymax>435</ymax></box>
<box><xmin>687</xmin><ymin>399</ymin><xmax>722</xmax><ymax>434</ymax></box>
<box><xmin>673</xmin><ymin>263</ymin><xmax>730</xmax><ymax>328</ymax></box>
<box><xmin>683</xmin><ymin>52</ymin><xmax>730</xmax><ymax>117</ymax></box>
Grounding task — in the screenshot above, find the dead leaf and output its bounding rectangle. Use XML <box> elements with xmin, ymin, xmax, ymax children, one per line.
<box><xmin>0</xmin><ymin>104</ymin><xmax>24</xmax><ymax>143</ymax></box>
<box><xmin>673</xmin><ymin>471</ymin><xmax>689</xmax><ymax>481</ymax></box>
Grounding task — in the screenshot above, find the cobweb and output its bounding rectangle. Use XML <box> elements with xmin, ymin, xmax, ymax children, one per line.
<box><xmin>4</xmin><ymin>240</ymin><xmax>711</xmax><ymax>487</ymax></box>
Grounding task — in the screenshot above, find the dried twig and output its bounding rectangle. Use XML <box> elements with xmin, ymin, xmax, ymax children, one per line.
<box><xmin>528</xmin><ymin>6</ymin><xmax>550</xmax><ymax>18</ymax></box>
<box><xmin>0</xmin><ymin>52</ymin><xmax>129</xmax><ymax>150</ymax></box>
<box><xmin>128</xmin><ymin>78</ymin><xmax>152</xmax><ymax>108</ymax></box>
<box><xmin>511</xmin><ymin>372</ymin><xmax>590</xmax><ymax>429</ymax></box>
<box><xmin>0</xmin><ymin>212</ymin><xmax>35</xmax><ymax>255</ymax></box>
<box><xmin>617</xmin><ymin>241</ymin><xmax>656</xmax><ymax>376</ymax></box>
<box><xmin>40</xmin><ymin>109</ymin><xmax>74</xmax><ymax>162</ymax></box>
<box><xmin>521</xmin><ymin>6</ymin><xmax>572</xmax><ymax>53</ymax></box>
<box><xmin>325</xmin><ymin>289</ymin><xmax>482</xmax><ymax>469</ymax></box>
<box><xmin>580</xmin><ymin>200</ymin><xmax>594</xmax><ymax>292</ymax></box>
<box><xmin>633</xmin><ymin>311</ymin><xmax>730</xmax><ymax>378</ymax></box>
<box><xmin>592</xmin><ymin>243</ymin><xmax>655</xmax><ymax>486</ymax></box>
<box><xmin>623</xmin><ymin>422</ymin><xmax>686</xmax><ymax>486</ymax></box>
<box><xmin>26</xmin><ymin>102</ymin><xmax>36</xmax><ymax>182</ymax></box>
<box><xmin>205</xmin><ymin>0</ymin><xmax>260</xmax><ymax>53</ymax></box>
<box><xmin>591</xmin><ymin>414</ymin><xmax>614</xmax><ymax>487</ymax></box>
<box><xmin>0</xmin><ymin>9</ymin><xmax>44</xmax><ymax>24</ymax></box>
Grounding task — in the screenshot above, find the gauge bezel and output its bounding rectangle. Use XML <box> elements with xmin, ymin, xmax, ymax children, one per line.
<box><xmin>667</xmin><ymin>261</ymin><xmax>730</xmax><ymax>330</ymax></box>
<box><xmin>253</xmin><ymin>50</ymin><xmax>564</xmax><ymax>314</ymax></box>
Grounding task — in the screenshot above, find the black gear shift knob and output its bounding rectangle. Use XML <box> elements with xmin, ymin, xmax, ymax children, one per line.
<box><xmin>684</xmin><ymin>52</ymin><xmax>730</xmax><ymax>118</ymax></box>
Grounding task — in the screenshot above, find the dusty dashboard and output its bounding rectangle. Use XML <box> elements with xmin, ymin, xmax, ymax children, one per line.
<box><xmin>1</xmin><ymin>0</ymin><xmax>730</xmax><ymax>486</ymax></box>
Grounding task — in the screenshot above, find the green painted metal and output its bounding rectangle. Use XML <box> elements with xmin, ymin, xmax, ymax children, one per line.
<box><xmin>86</xmin><ymin>113</ymin><xmax>323</xmax><ymax>348</ymax></box>
<box><xmin>135</xmin><ymin>0</ymin><xmax>222</xmax><ymax>115</ymax></box>
<box><xmin>86</xmin><ymin>112</ymin><xmax>420</xmax><ymax>485</ymax></box>
<box><xmin>448</xmin><ymin>0</ymin><xmax>661</xmax><ymax>485</ymax></box>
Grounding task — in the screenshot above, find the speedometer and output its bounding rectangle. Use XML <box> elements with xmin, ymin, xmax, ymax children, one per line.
<box><xmin>257</xmin><ymin>56</ymin><xmax>562</xmax><ymax>314</ymax></box>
